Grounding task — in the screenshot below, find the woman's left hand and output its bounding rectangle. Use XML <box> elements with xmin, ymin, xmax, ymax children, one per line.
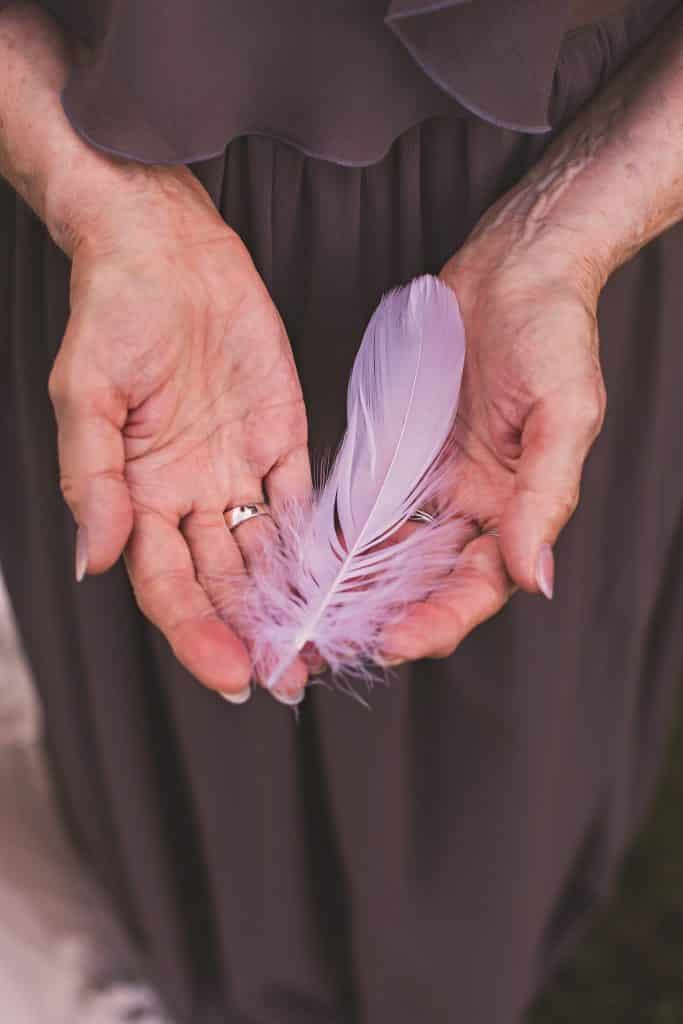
<box><xmin>381</xmin><ymin>212</ymin><xmax>607</xmax><ymax>663</ymax></box>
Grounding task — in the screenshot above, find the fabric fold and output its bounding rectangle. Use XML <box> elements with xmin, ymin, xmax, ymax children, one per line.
<box><xmin>57</xmin><ymin>0</ymin><xmax>455</xmax><ymax>166</ymax></box>
<box><xmin>385</xmin><ymin>0</ymin><xmax>571</xmax><ymax>132</ymax></box>
<box><xmin>0</xmin><ymin>0</ymin><xmax>674</xmax><ymax>166</ymax></box>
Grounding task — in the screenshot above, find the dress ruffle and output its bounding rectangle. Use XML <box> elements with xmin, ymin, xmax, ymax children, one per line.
<box><xmin>58</xmin><ymin>0</ymin><xmax>455</xmax><ymax>167</ymax></box>
<box><xmin>0</xmin><ymin>0</ymin><xmax>677</xmax><ymax>165</ymax></box>
<box><xmin>385</xmin><ymin>0</ymin><xmax>570</xmax><ymax>132</ymax></box>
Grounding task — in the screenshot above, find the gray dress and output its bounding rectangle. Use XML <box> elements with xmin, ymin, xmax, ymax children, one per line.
<box><xmin>0</xmin><ymin>1</ymin><xmax>681</xmax><ymax>1021</ymax></box>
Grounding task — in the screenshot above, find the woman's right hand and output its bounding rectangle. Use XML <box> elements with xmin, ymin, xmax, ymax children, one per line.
<box><xmin>48</xmin><ymin>165</ymin><xmax>312</xmax><ymax>703</ymax></box>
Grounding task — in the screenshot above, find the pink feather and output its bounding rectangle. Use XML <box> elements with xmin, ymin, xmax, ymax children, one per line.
<box><xmin>235</xmin><ymin>275</ymin><xmax>469</xmax><ymax>690</ymax></box>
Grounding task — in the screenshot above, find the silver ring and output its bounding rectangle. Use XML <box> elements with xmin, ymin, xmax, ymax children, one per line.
<box><xmin>408</xmin><ymin>508</ymin><xmax>436</xmax><ymax>524</ymax></box>
<box><xmin>224</xmin><ymin>503</ymin><xmax>272</xmax><ymax>531</ymax></box>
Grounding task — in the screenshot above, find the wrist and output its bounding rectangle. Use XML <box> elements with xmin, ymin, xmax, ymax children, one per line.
<box><xmin>509</xmin><ymin>138</ymin><xmax>644</xmax><ymax>290</ymax></box>
<box><xmin>0</xmin><ymin>3</ymin><xmax>153</xmax><ymax>258</ymax></box>
<box><xmin>44</xmin><ymin>150</ymin><xmax>230</xmax><ymax>260</ymax></box>
<box><xmin>481</xmin><ymin>2</ymin><xmax>683</xmax><ymax>293</ymax></box>
<box><xmin>469</xmin><ymin>163</ymin><xmax>619</xmax><ymax>301</ymax></box>
<box><xmin>0</xmin><ymin>3</ymin><xmax>228</xmax><ymax>260</ymax></box>
<box><xmin>446</xmin><ymin>189</ymin><xmax>607</xmax><ymax>317</ymax></box>
<box><xmin>41</xmin><ymin>143</ymin><xmax>146</xmax><ymax>257</ymax></box>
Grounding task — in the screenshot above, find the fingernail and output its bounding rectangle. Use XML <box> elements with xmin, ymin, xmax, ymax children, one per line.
<box><xmin>75</xmin><ymin>525</ymin><xmax>88</xmax><ymax>583</ymax></box>
<box><xmin>301</xmin><ymin>642</ymin><xmax>325</xmax><ymax>676</ymax></box>
<box><xmin>220</xmin><ymin>684</ymin><xmax>252</xmax><ymax>705</ymax></box>
<box><xmin>271</xmin><ymin>688</ymin><xmax>305</xmax><ymax>706</ymax></box>
<box><xmin>376</xmin><ymin>655</ymin><xmax>404</xmax><ymax>668</ymax></box>
<box><xmin>535</xmin><ymin>543</ymin><xmax>555</xmax><ymax>600</ymax></box>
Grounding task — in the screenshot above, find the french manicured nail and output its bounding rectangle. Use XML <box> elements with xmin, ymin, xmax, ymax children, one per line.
<box><xmin>271</xmin><ymin>688</ymin><xmax>305</xmax><ymax>706</ymax></box>
<box><xmin>220</xmin><ymin>684</ymin><xmax>252</xmax><ymax>705</ymax></box>
<box><xmin>75</xmin><ymin>525</ymin><xmax>88</xmax><ymax>582</ymax></box>
<box><xmin>535</xmin><ymin>543</ymin><xmax>555</xmax><ymax>600</ymax></box>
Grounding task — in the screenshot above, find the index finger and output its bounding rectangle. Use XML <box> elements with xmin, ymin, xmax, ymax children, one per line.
<box><xmin>125</xmin><ymin>509</ymin><xmax>252</xmax><ymax>696</ymax></box>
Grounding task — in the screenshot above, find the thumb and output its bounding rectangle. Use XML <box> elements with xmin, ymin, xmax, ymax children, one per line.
<box><xmin>498</xmin><ymin>389</ymin><xmax>604</xmax><ymax>597</ymax></box>
<box><xmin>49</xmin><ymin>363</ymin><xmax>133</xmax><ymax>579</ymax></box>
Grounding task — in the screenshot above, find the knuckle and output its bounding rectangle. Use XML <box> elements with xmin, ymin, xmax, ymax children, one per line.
<box><xmin>48</xmin><ymin>362</ymin><xmax>86</xmax><ymax>416</ymax></box>
<box><xmin>554</xmin><ymin>486</ymin><xmax>580</xmax><ymax>525</ymax></box>
<box><xmin>130</xmin><ymin>569</ymin><xmax>190</xmax><ymax>628</ymax></box>
<box><xmin>50</xmin><ymin>359</ymin><xmax>117</xmax><ymax>422</ymax></box>
<box><xmin>429</xmin><ymin>612</ymin><xmax>467</xmax><ymax>661</ymax></box>
<box><xmin>47</xmin><ymin>364</ymin><xmax>67</xmax><ymax>407</ymax></box>
<box><xmin>132</xmin><ymin>587</ymin><xmax>160</xmax><ymax>627</ymax></box>
<box><xmin>462</xmin><ymin>547</ymin><xmax>494</xmax><ymax>580</ymax></box>
<box><xmin>57</xmin><ymin>467</ymin><xmax>125</xmax><ymax>510</ymax></box>
<box><xmin>88</xmin><ymin>466</ymin><xmax>127</xmax><ymax>486</ymax></box>
<box><xmin>566</xmin><ymin>384</ymin><xmax>605</xmax><ymax>438</ymax></box>
<box><xmin>57</xmin><ymin>473</ymin><xmax>79</xmax><ymax>507</ymax></box>
<box><xmin>570</xmin><ymin>395</ymin><xmax>596</xmax><ymax>430</ymax></box>
<box><xmin>594</xmin><ymin>381</ymin><xmax>608</xmax><ymax>435</ymax></box>
<box><xmin>284</xmin><ymin>403</ymin><xmax>309</xmax><ymax>446</ymax></box>
<box><xmin>458</xmin><ymin>558</ymin><xmax>509</xmax><ymax>609</ymax></box>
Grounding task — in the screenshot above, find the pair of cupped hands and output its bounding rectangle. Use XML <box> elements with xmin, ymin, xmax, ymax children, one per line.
<box><xmin>49</xmin><ymin>164</ymin><xmax>606</xmax><ymax>705</ymax></box>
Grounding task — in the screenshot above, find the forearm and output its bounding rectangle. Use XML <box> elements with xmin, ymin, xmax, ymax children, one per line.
<box><xmin>0</xmin><ymin>2</ymin><xmax>211</xmax><ymax>257</ymax></box>
<box><xmin>0</xmin><ymin>3</ymin><xmax>119</xmax><ymax>253</ymax></box>
<box><xmin>476</xmin><ymin>3</ymin><xmax>683</xmax><ymax>291</ymax></box>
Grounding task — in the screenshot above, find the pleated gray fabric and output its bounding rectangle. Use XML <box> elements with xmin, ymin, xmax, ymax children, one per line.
<box><xmin>0</xmin><ymin>4</ymin><xmax>682</xmax><ymax>1023</ymax></box>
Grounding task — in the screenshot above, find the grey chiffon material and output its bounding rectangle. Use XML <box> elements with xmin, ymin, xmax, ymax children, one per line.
<box><xmin>0</xmin><ymin>0</ymin><xmax>676</xmax><ymax>164</ymax></box>
<box><xmin>1</xmin><ymin>2</ymin><xmax>683</xmax><ymax>1023</ymax></box>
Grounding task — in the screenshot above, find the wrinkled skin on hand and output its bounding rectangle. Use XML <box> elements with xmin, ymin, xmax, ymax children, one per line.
<box><xmin>48</xmin><ymin>167</ymin><xmax>311</xmax><ymax>700</ymax></box>
<box><xmin>381</xmin><ymin>216</ymin><xmax>607</xmax><ymax>663</ymax></box>
<box><xmin>49</xmin><ymin>163</ymin><xmax>607</xmax><ymax>692</ymax></box>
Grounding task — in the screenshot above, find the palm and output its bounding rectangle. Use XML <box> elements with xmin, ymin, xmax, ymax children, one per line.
<box><xmin>382</xmin><ymin>243</ymin><xmax>606</xmax><ymax>662</ymax></box>
<box><xmin>51</xmin><ymin>194</ymin><xmax>310</xmax><ymax>699</ymax></box>
<box><xmin>117</xmin><ymin>266</ymin><xmax>306</xmax><ymax>520</ymax></box>
<box><xmin>452</xmin><ymin>282</ymin><xmax>601</xmax><ymax>528</ymax></box>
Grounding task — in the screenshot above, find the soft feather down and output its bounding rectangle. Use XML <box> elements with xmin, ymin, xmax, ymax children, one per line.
<box><xmin>231</xmin><ymin>275</ymin><xmax>469</xmax><ymax>691</ymax></box>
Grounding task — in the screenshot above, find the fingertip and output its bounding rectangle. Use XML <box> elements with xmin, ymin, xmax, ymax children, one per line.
<box><xmin>75</xmin><ymin>524</ymin><xmax>88</xmax><ymax>583</ymax></box>
<box><xmin>380</xmin><ymin>606</ymin><xmax>442</xmax><ymax>665</ymax></box>
<box><xmin>375</xmin><ymin>653</ymin><xmax>407</xmax><ymax>669</ymax></box>
<box><xmin>220</xmin><ymin>684</ymin><xmax>253</xmax><ymax>705</ymax></box>
<box><xmin>78</xmin><ymin>482</ymin><xmax>134</xmax><ymax>575</ymax></box>
<box><xmin>270</xmin><ymin>687</ymin><xmax>306</xmax><ymax>707</ymax></box>
<box><xmin>498</xmin><ymin>497</ymin><xmax>548</xmax><ymax>594</ymax></box>
<box><xmin>381</xmin><ymin>532</ymin><xmax>514</xmax><ymax>660</ymax></box>
<box><xmin>170</xmin><ymin>616</ymin><xmax>253</xmax><ymax>694</ymax></box>
<box><xmin>266</xmin><ymin>655</ymin><xmax>308</xmax><ymax>705</ymax></box>
<box><xmin>535</xmin><ymin>543</ymin><xmax>555</xmax><ymax>600</ymax></box>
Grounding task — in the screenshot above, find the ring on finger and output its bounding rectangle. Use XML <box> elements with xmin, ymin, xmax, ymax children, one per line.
<box><xmin>224</xmin><ymin>502</ymin><xmax>272</xmax><ymax>532</ymax></box>
<box><xmin>408</xmin><ymin>507</ymin><xmax>436</xmax><ymax>524</ymax></box>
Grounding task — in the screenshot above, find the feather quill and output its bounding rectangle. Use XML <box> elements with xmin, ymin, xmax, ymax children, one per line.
<box><xmin>237</xmin><ymin>274</ymin><xmax>469</xmax><ymax>690</ymax></box>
